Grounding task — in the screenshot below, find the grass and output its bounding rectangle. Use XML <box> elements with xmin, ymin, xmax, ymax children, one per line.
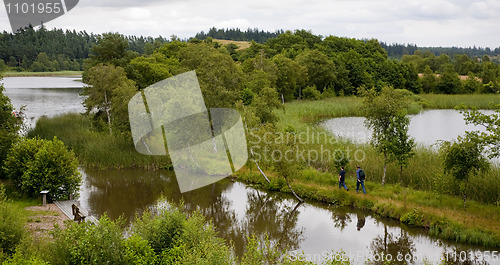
<box><xmin>3</xmin><ymin>71</ymin><xmax>82</xmax><ymax>77</ymax></box>
<box><xmin>213</xmin><ymin>39</ymin><xmax>252</xmax><ymax>50</ymax></box>
<box><xmin>419</xmin><ymin>94</ymin><xmax>500</xmax><ymax>109</ymax></box>
<box><xmin>27</xmin><ymin>113</ymin><xmax>172</xmax><ymax>169</ymax></box>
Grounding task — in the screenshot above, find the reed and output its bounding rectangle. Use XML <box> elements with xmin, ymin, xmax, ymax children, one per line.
<box><xmin>27</xmin><ymin>113</ymin><xmax>171</xmax><ymax>169</ymax></box>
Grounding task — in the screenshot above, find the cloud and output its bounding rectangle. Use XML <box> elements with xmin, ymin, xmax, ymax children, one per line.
<box><xmin>0</xmin><ymin>0</ymin><xmax>498</xmax><ymax>47</ymax></box>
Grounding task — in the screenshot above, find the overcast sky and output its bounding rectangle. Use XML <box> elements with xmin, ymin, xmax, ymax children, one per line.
<box><xmin>1</xmin><ymin>0</ymin><xmax>499</xmax><ymax>48</ymax></box>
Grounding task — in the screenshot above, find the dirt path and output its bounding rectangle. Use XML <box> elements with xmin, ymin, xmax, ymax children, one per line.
<box><xmin>25</xmin><ymin>204</ymin><xmax>69</xmax><ymax>237</ymax></box>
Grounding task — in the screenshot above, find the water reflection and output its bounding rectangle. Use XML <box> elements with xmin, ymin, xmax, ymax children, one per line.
<box><xmin>331</xmin><ymin>210</ymin><xmax>352</xmax><ymax>231</ymax></box>
<box><xmin>369</xmin><ymin>225</ymin><xmax>415</xmax><ymax>265</ymax></box>
<box><xmin>78</xmin><ymin>169</ymin><xmax>496</xmax><ymax>264</ymax></box>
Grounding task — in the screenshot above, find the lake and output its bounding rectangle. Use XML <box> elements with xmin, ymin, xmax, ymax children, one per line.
<box><xmin>3</xmin><ymin>76</ymin><xmax>497</xmax><ymax>264</ymax></box>
<box><xmin>321</xmin><ymin>110</ymin><xmax>493</xmax><ymax>147</ymax></box>
<box><xmin>2</xmin><ymin>76</ymin><xmax>85</xmax><ymax>128</ymax></box>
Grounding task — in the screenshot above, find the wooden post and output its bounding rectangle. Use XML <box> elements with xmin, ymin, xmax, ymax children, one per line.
<box><xmin>40</xmin><ymin>191</ymin><xmax>49</xmax><ymax>206</ymax></box>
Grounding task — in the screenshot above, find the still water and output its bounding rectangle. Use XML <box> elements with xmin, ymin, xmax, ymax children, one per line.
<box><xmin>78</xmin><ymin>168</ymin><xmax>495</xmax><ymax>264</ymax></box>
<box><xmin>2</xmin><ymin>76</ymin><xmax>85</xmax><ymax>128</ymax></box>
<box><xmin>3</xmin><ymin>77</ymin><xmax>497</xmax><ymax>264</ymax></box>
<box><xmin>321</xmin><ymin>110</ymin><xmax>493</xmax><ymax>147</ymax></box>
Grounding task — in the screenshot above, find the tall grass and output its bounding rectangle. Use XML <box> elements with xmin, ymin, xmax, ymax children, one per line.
<box><xmin>420</xmin><ymin>94</ymin><xmax>500</xmax><ymax>109</ymax></box>
<box><xmin>27</xmin><ymin>113</ymin><xmax>171</xmax><ymax>169</ymax></box>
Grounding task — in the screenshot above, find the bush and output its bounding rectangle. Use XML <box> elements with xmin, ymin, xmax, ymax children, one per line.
<box><xmin>1</xmin><ymin>252</ymin><xmax>49</xmax><ymax>265</ymax></box>
<box><xmin>134</xmin><ymin>203</ymin><xmax>233</xmax><ymax>264</ymax></box>
<box><xmin>3</xmin><ymin>137</ymin><xmax>81</xmax><ymax>200</ymax></box>
<box><xmin>0</xmin><ymin>184</ymin><xmax>26</xmax><ymax>255</ymax></box>
<box><xmin>49</xmin><ymin>215</ymin><xmax>125</xmax><ymax>265</ymax></box>
<box><xmin>302</xmin><ymin>86</ymin><xmax>321</xmax><ymax>100</ymax></box>
<box><xmin>0</xmin><ymin>85</ymin><xmax>22</xmax><ymax>179</ymax></box>
<box><xmin>123</xmin><ymin>235</ymin><xmax>158</xmax><ymax>265</ymax></box>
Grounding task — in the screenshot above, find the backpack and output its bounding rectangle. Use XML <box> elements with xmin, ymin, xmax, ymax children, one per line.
<box><xmin>359</xmin><ymin>170</ymin><xmax>365</xmax><ymax>181</ymax></box>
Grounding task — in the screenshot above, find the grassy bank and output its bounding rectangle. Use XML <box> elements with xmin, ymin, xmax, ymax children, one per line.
<box><xmin>3</xmin><ymin>71</ymin><xmax>82</xmax><ymax>77</ymax></box>
<box><xmin>27</xmin><ymin>113</ymin><xmax>171</xmax><ymax>169</ymax></box>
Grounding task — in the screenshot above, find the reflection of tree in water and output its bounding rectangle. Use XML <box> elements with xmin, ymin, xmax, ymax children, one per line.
<box><xmin>179</xmin><ymin>182</ymin><xmax>239</xmax><ymax>249</ymax></box>
<box><xmin>369</xmin><ymin>225</ymin><xmax>416</xmax><ymax>265</ymax></box>
<box><xmin>85</xmin><ymin>169</ymin><xmax>304</xmax><ymax>259</ymax></box>
<box><xmin>83</xmin><ymin>169</ymin><xmax>177</xmax><ymax>220</ymax></box>
<box><xmin>241</xmin><ymin>189</ymin><xmax>304</xmax><ymax>257</ymax></box>
<box><xmin>440</xmin><ymin>247</ymin><xmax>488</xmax><ymax>265</ymax></box>
<box><xmin>331</xmin><ymin>209</ymin><xmax>353</xmax><ymax>231</ymax></box>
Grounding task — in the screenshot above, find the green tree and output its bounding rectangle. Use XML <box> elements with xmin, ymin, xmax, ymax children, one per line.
<box><xmin>460</xmin><ymin>106</ymin><xmax>500</xmax><ymax>159</ymax></box>
<box><xmin>421</xmin><ymin>66</ymin><xmax>437</xmax><ymax>93</ymax></box>
<box><xmin>83</xmin><ymin>32</ymin><xmax>138</xmax><ymax>75</ymax></box>
<box><xmin>272</xmin><ymin>54</ymin><xmax>307</xmax><ymax>101</ymax></box>
<box><xmin>462</xmin><ymin>73</ymin><xmax>483</xmax><ymax>94</ymax></box>
<box><xmin>362</xmin><ymin>87</ymin><xmax>417</xmax><ymax>186</ymax></box>
<box><xmin>83</xmin><ymin>64</ymin><xmax>137</xmax><ymax>134</ymax></box>
<box><xmin>0</xmin><ymin>59</ymin><xmax>8</xmax><ymax>72</ymax></box>
<box><xmin>3</xmin><ymin>137</ymin><xmax>81</xmax><ymax>200</ymax></box>
<box><xmin>296</xmin><ymin>50</ymin><xmax>336</xmax><ymax>93</ymax></box>
<box><xmin>0</xmin><ymin>83</ymin><xmax>22</xmax><ymax>178</ymax></box>
<box><xmin>386</xmin><ymin>114</ymin><xmax>416</xmax><ymax>182</ymax></box>
<box><xmin>440</xmin><ymin>135</ymin><xmax>489</xmax><ymax>207</ymax></box>
<box><xmin>128</xmin><ymin>53</ymin><xmax>181</xmax><ymax>90</ymax></box>
<box><xmin>178</xmin><ymin>43</ymin><xmax>243</xmax><ymax>109</ymax></box>
<box><xmin>437</xmin><ymin>64</ymin><xmax>462</xmax><ymax>94</ymax></box>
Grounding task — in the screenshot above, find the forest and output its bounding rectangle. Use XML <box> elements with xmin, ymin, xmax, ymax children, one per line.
<box><xmin>0</xmin><ymin>26</ymin><xmax>169</xmax><ymax>72</ymax></box>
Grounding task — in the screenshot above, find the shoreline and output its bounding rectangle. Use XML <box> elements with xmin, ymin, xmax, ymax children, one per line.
<box><xmin>2</xmin><ymin>71</ymin><xmax>83</xmax><ymax>77</ymax></box>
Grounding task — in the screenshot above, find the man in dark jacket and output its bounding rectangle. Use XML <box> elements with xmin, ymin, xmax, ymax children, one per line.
<box><xmin>356</xmin><ymin>166</ymin><xmax>366</xmax><ymax>194</ymax></box>
<box><xmin>338</xmin><ymin>166</ymin><xmax>349</xmax><ymax>191</ymax></box>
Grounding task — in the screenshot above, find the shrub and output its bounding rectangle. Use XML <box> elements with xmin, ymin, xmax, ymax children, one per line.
<box><xmin>1</xmin><ymin>252</ymin><xmax>49</xmax><ymax>265</ymax></box>
<box><xmin>123</xmin><ymin>235</ymin><xmax>158</xmax><ymax>265</ymax></box>
<box><xmin>49</xmin><ymin>215</ymin><xmax>125</xmax><ymax>265</ymax></box>
<box><xmin>0</xmin><ymin>85</ymin><xmax>22</xmax><ymax>179</ymax></box>
<box><xmin>134</xmin><ymin>204</ymin><xmax>233</xmax><ymax>264</ymax></box>
<box><xmin>3</xmin><ymin>137</ymin><xmax>81</xmax><ymax>200</ymax></box>
<box><xmin>302</xmin><ymin>86</ymin><xmax>321</xmax><ymax>100</ymax></box>
<box><xmin>0</xmin><ymin>184</ymin><xmax>26</xmax><ymax>255</ymax></box>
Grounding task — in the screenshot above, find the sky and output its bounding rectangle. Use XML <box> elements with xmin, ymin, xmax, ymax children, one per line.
<box><xmin>1</xmin><ymin>0</ymin><xmax>500</xmax><ymax>48</ymax></box>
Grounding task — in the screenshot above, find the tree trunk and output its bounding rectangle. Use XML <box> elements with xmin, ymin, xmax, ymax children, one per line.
<box><xmin>285</xmin><ymin>176</ymin><xmax>304</xmax><ymax>203</ymax></box>
<box><xmin>104</xmin><ymin>91</ymin><xmax>112</xmax><ymax>134</ymax></box>
<box><xmin>463</xmin><ymin>182</ymin><xmax>467</xmax><ymax>208</ymax></box>
<box><xmin>250</xmin><ymin>148</ymin><xmax>270</xmax><ymax>183</ymax></box>
<box><xmin>382</xmin><ymin>153</ymin><xmax>387</xmax><ymax>186</ymax></box>
<box><xmin>400</xmin><ymin>165</ymin><xmax>403</xmax><ymax>185</ymax></box>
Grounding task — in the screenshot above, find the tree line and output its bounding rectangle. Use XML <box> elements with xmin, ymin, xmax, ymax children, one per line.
<box><xmin>381</xmin><ymin>42</ymin><xmax>500</xmax><ymax>60</ymax></box>
<box><xmin>0</xmin><ymin>25</ymin><xmax>169</xmax><ymax>72</ymax></box>
<box><xmin>194</xmin><ymin>27</ymin><xmax>284</xmax><ymax>43</ymax></box>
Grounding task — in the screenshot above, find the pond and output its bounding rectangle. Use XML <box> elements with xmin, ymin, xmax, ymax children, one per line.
<box><xmin>4</xmin><ymin>77</ymin><xmax>498</xmax><ymax>264</ymax></box>
<box><xmin>321</xmin><ymin>110</ymin><xmax>493</xmax><ymax>147</ymax></box>
<box><xmin>79</xmin><ymin>168</ymin><xmax>494</xmax><ymax>264</ymax></box>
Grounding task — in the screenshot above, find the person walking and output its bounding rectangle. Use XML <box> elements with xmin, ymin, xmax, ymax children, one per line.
<box><xmin>356</xmin><ymin>166</ymin><xmax>366</xmax><ymax>194</ymax></box>
<box><xmin>338</xmin><ymin>166</ymin><xmax>349</xmax><ymax>191</ymax></box>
